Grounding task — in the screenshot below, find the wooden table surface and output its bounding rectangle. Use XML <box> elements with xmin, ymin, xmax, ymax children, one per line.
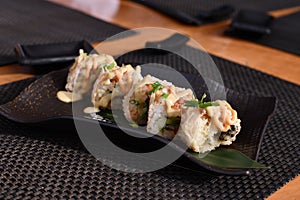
<box><xmin>0</xmin><ymin>0</ymin><xmax>299</xmax><ymax>199</ymax></box>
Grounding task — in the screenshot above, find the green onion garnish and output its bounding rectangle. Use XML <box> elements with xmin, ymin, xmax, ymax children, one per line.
<box><xmin>200</xmin><ymin>93</ymin><xmax>207</xmax><ymax>103</ymax></box>
<box><xmin>166</xmin><ymin>118</ymin><xmax>180</xmax><ymax>125</ymax></box>
<box><xmin>106</xmin><ymin>63</ymin><xmax>115</xmax><ymax>70</ymax></box>
<box><xmin>129</xmin><ymin>99</ymin><xmax>140</xmax><ymax>105</ymax></box>
<box><xmin>148</xmin><ymin>81</ymin><xmax>162</xmax><ymax>95</ymax></box>
<box><xmin>184</xmin><ymin>101</ymin><xmax>199</xmax><ymax>107</ymax></box>
<box><xmin>130</xmin><ymin>122</ymin><xmax>139</xmax><ymax>128</ymax></box>
<box><xmin>161</xmin><ymin>93</ymin><xmax>169</xmax><ymax>98</ymax></box>
<box><xmin>185</xmin><ymin>93</ymin><xmax>219</xmax><ymax>108</ymax></box>
<box><xmin>199</xmin><ymin>102</ymin><xmax>219</xmax><ymax>108</ymax></box>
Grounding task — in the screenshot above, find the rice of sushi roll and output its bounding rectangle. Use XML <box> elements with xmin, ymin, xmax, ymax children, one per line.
<box><xmin>123</xmin><ymin>75</ymin><xmax>173</xmax><ymax>125</ymax></box>
<box><xmin>147</xmin><ymin>85</ymin><xmax>194</xmax><ymax>140</ymax></box>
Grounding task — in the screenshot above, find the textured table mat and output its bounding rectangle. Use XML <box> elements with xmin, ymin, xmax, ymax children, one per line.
<box><xmin>0</xmin><ymin>48</ymin><xmax>299</xmax><ymax>199</ymax></box>
<box><xmin>132</xmin><ymin>0</ymin><xmax>300</xmax><ymax>20</ymax></box>
<box><xmin>0</xmin><ymin>0</ymin><xmax>127</xmax><ymax>66</ymax></box>
<box><xmin>227</xmin><ymin>11</ymin><xmax>300</xmax><ymax>55</ymax></box>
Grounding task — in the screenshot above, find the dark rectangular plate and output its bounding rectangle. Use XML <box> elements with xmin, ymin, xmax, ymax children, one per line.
<box><xmin>0</xmin><ymin>68</ymin><xmax>276</xmax><ymax>175</ymax></box>
<box><xmin>15</xmin><ymin>40</ymin><xmax>94</xmax><ymax>66</ymax></box>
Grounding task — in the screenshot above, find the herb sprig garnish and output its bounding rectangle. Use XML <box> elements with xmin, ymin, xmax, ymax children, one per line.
<box><xmin>161</xmin><ymin>93</ymin><xmax>169</xmax><ymax>98</ymax></box>
<box><xmin>185</xmin><ymin>93</ymin><xmax>219</xmax><ymax>108</ymax></box>
<box><xmin>106</xmin><ymin>63</ymin><xmax>115</xmax><ymax>70</ymax></box>
<box><xmin>130</xmin><ymin>122</ymin><xmax>139</xmax><ymax>128</ymax></box>
<box><xmin>148</xmin><ymin>81</ymin><xmax>163</xmax><ymax>95</ymax></box>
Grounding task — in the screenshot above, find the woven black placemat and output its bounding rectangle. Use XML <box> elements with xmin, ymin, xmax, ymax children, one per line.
<box><xmin>131</xmin><ymin>0</ymin><xmax>300</xmax><ymax>21</ymax></box>
<box><xmin>0</xmin><ymin>0</ymin><xmax>127</xmax><ymax>66</ymax></box>
<box><xmin>227</xmin><ymin>11</ymin><xmax>300</xmax><ymax>55</ymax></box>
<box><xmin>1</xmin><ymin>48</ymin><xmax>299</xmax><ymax>199</ymax></box>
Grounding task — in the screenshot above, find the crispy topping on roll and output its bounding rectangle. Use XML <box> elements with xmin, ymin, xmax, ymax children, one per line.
<box><xmin>65</xmin><ymin>50</ymin><xmax>117</xmax><ymax>95</ymax></box>
<box><xmin>123</xmin><ymin>75</ymin><xmax>173</xmax><ymax>125</ymax></box>
<box><xmin>91</xmin><ymin>64</ymin><xmax>141</xmax><ymax>109</ymax></box>
<box><xmin>177</xmin><ymin>97</ymin><xmax>241</xmax><ymax>153</ymax></box>
<box><xmin>206</xmin><ymin>100</ymin><xmax>238</xmax><ymax>133</ymax></box>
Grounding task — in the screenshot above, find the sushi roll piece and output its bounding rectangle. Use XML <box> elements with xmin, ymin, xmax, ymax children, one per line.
<box><xmin>111</xmin><ymin>65</ymin><xmax>143</xmax><ymax>110</ymax></box>
<box><xmin>178</xmin><ymin>97</ymin><xmax>241</xmax><ymax>153</ymax></box>
<box><xmin>91</xmin><ymin>64</ymin><xmax>142</xmax><ymax>109</ymax></box>
<box><xmin>147</xmin><ymin>85</ymin><xmax>194</xmax><ymax>140</ymax></box>
<box><xmin>65</xmin><ymin>49</ymin><xmax>117</xmax><ymax>95</ymax></box>
<box><xmin>206</xmin><ymin>100</ymin><xmax>241</xmax><ymax>145</ymax></box>
<box><xmin>123</xmin><ymin>75</ymin><xmax>173</xmax><ymax>125</ymax></box>
<box><xmin>110</xmin><ymin>65</ymin><xmax>142</xmax><ymax>100</ymax></box>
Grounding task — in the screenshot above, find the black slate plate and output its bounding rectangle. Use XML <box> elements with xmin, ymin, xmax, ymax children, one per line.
<box><xmin>0</xmin><ymin>68</ymin><xmax>276</xmax><ymax>175</ymax></box>
<box><xmin>14</xmin><ymin>40</ymin><xmax>94</xmax><ymax>74</ymax></box>
<box><xmin>15</xmin><ymin>40</ymin><xmax>94</xmax><ymax>66</ymax></box>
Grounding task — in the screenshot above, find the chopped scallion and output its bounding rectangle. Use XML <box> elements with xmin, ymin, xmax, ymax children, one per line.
<box><xmin>129</xmin><ymin>99</ymin><xmax>140</xmax><ymax>105</ymax></box>
<box><xmin>106</xmin><ymin>63</ymin><xmax>115</xmax><ymax>70</ymax></box>
<box><xmin>185</xmin><ymin>93</ymin><xmax>219</xmax><ymax>108</ymax></box>
<box><xmin>161</xmin><ymin>93</ymin><xmax>169</xmax><ymax>98</ymax></box>
<box><xmin>148</xmin><ymin>81</ymin><xmax>162</xmax><ymax>95</ymax></box>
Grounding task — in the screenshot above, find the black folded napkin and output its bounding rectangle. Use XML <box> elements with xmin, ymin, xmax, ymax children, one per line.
<box><xmin>226</xmin><ymin>10</ymin><xmax>300</xmax><ymax>55</ymax></box>
<box><xmin>229</xmin><ymin>10</ymin><xmax>274</xmax><ymax>35</ymax></box>
<box><xmin>131</xmin><ymin>0</ymin><xmax>300</xmax><ymax>25</ymax></box>
<box><xmin>131</xmin><ymin>0</ymin><xmax>235</xmax><ymax>25</ymax></box>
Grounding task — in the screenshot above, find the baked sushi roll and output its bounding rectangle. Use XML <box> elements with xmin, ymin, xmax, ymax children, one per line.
<box><xmin>123</xmin><ymin>75</ymin><xmax>173</xmax><ymax>125</ymax></box>
<box><xmin>111</xmin><ymin>65</ymin><xmax>143</xmax><ymax>110</ymax></box>
<box><xmin>178</xmin><ymin>95</ymin><xmax>241</xmax><ymax>153</ymax></box>
<box><xmin>65</xmin><ymin>49</ymin><xmax>117</xmax><ymax>95</ymax></box>
<box><xmin>91</xmin><ymin>64</ymin><xmax>142</xmax><ymax>109</ymax></box>
<box><xmin>147</xmin><ymin>86</ymin><xmax>194</xmax><ymax>140</ymax></box>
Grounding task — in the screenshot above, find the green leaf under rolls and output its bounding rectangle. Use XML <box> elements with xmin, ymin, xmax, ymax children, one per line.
<box><xmin>189</xmin><ymin>148</ymin><xmax>269</xmax><ymax>169</ymax></box>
